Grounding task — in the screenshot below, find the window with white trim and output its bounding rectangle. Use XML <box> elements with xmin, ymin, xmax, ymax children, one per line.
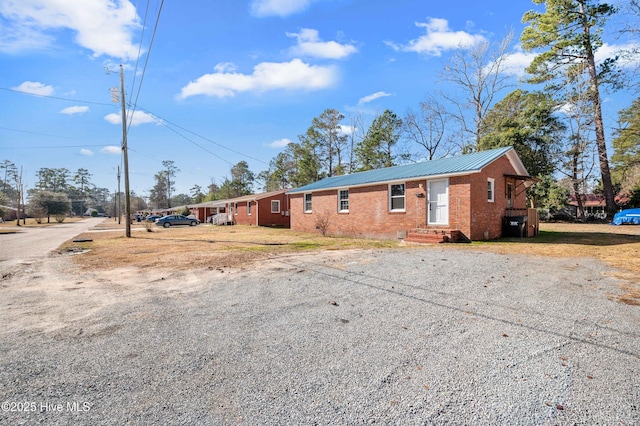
<box><xmin>389</xmin><ymin>183</ymin><xmax>405</xmax><ymax>211</ymax></box>
<box><xmin>304</xmin><ymin>193</ymin><xmax>312</xmax><ymax>213</ymax></box>
<box><xmin>247</xmin><ymin>202</ymin><xmax>252</xmax><ymax>215</ymax></box>
<box><xmin>487</xmin><ymin>178</ymin><xmax>495</xmax><ymax>202</ymax></box>
<box><xmin>338</xmin><ymin>189</ymin><xmax>349</xmax><ymax>212</ymax></box>
<box><xmin>271</xmin><ymin>200</ymin><xmax>280</xmax><ymax>213</ymax></box>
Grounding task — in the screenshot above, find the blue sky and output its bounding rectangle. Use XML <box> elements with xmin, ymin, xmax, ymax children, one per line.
<box><xmin>0</xmin><ymin>0</ymin><xmax>637</xmax><ymax>197</ymax></box>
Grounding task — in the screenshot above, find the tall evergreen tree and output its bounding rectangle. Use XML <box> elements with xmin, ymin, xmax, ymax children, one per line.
<box><xmin>612</xmin><ymin>96</ymin><xmax>640</xmax><ymax>202</ymax></box>
<box><xmin>354</xmin><ymin>110</ymin><xmax>403</xmax><ymax>171</ymax></box>
<box><xmin>521</xmin><ymin>0</ymin><xmax>619</xmax><ymax>215</ymax></box>
<box><xmin>229</xmin><ymin>161</ymin><xmax>255</xmax><ymax>197</ymax></box>
<box><xmin>309</xmin><ymin>109</ymin><xmax>348</xmax><ymax>176</ymax></box>
<box><xmin>149</xmin><ymin>172</ymin><xmax>169</xmax><ymax>209</ymax></box>
<box><xmin>162</xmin><ymin>160</ymin><xmax>180</xmax><ymax>208</ymax></box>
<box><xmin>479</xmin><ymin>89</ymin><xmax>564</xmax><ymax>177</ymax></box>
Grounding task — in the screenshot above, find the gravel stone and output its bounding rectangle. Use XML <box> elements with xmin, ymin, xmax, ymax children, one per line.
<box><xmin>1</xmin><ymin>248</ymin><xmax>638</xmax><ymax>425</ymax></box>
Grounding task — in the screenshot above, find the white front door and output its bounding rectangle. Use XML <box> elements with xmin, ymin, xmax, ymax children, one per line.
<box><xmin>428</xmin><ymin>179</ymin><xmax>449</xmax><ymax>225</ymax></box>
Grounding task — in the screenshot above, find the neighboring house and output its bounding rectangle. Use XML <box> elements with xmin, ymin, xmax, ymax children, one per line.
<box><xmin>189</xmin><ymin>190</ymin><xmax>290</xmax><ymax>227</ymax></box>
<box><xmin>227</xmin><ymin>190</ymin><xmax>290</xmax><ymax>227</ymax></box>
<box><xmin>287</xmin><ymin>147</ymin><xmax>536</xmax><ymax>241</ymax></box>
<box><xmin>1</xmin><ymin>205</ymin><xmax>17</xmax><ymax>221</ymax></box>
<box><xmin>567</xmin><ymin>194</ymin><xmax>606</xmax><ymax>219</ymax></box>
<box><xmin>189</xmin><ymin>200</ymin><xmax>229</xmax><ymax>224</ymax></box>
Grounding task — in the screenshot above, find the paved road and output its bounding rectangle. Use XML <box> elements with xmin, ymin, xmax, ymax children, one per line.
<box><xmin>0</xmin><ymin>218</ymin><xmax>104</xmax><ymax>269</ymax></box>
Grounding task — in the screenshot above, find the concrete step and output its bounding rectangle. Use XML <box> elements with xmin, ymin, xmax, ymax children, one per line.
<box><xmin>404</xmin><ymin>233</ymin><xmax>449</xmax><ymax>244</ymax></box>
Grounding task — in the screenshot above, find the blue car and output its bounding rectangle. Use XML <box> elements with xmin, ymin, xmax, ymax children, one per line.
<box><xmin>155</xmin><ymin>214</ymin><xmax>199</xmax><ymax>228</ymax></box>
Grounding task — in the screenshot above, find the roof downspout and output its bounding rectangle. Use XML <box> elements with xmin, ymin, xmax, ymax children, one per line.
<box><xmin>255</xmin><ymin>200</ymin><xmax>259</xmax><ymax>226</ymax></box>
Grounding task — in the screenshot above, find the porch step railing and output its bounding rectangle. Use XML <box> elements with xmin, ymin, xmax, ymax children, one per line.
<box><xmin>208</xmin><ymin>213</ymin><xmax>230</xmax><ymax>225</ymax></box>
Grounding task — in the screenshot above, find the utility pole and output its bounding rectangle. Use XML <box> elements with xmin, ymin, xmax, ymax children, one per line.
<box><xmin>119</xmin><ymin>65</ymin><xmax>131</xmax><ymax>237</ymax></box>
<box><xmin>117</xmin><ymin>165</ymin><xmax>121</xmax><ymax>224</ymax></box>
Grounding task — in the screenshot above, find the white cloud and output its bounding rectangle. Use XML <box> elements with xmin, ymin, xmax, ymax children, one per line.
<box><xmin>104</xmin><ymin>110</ymin><xmax>158</xmax><ymax>126</ymax></box>
<box><xmin>338</xmin><ymin>125</ymin><xmax>355</xmax><ymax>136</ymax></box>
<box><xmin>498</xmin><ymin>46</ymin><xmax>537</xmax><ymax>77</ymax></box>
<box><xmin>101</xmin><ymin>146</ymin><xmax>121</xmax><ymax>154</ymax></box>
<box><xmin>80</xmin><ymin>148</ymin><xmax>93</xmax><ymax>156</ymax></box>
<box><xmin>387</xmin><ymin>18</ymin><xmax>487</xmax><ymax>56</ymax></box>
<box><xmin>556</xmin><ymin>103</ymin><xmax>575</xmax><ymax>116</ymax></box>
<box><xmin>358</xmin><ymin>91</ymin><xmax>391</xmax><ymax>105</ymax></box>
<box><xmin>0</xmin><ymin>0</ymin><xmax>141</xmax><ymax>60</ymax></box>
<box><xmin>60</xmin><ymin>105</ymin><xmax>89</xmax><ymax>115</ymax></box>
<box><xmin>268</xmin><ymin>138</ymin><xmax>293</xmax><ymax>148</ymax></box>
<box><xmin>178</xmin><ymin>59</ymin><xmax>338</xmax><ymax>99</ymax></box>
<box><xmin>250</xmin><ymin>0</ymin><xmax>312</xmax><ymax>17</ymax></box>
<box><xmin>12</xmin><ymin>81</ymin><xmax>54</xmax><ymax>96</ymax></box>
<box><xmin>596</xmin><ymin>42</ymin><xmax>640</xmax><ymax>68</ymax></box>
<box><xmin>499</xmin><ymin>42</ymin><xmax>640</xmax><ymax>78</ymax></box>
<box><xmin>287</xmin><ymin>28</ymin><xmax>357</xmax><ymax>59</ymax></box>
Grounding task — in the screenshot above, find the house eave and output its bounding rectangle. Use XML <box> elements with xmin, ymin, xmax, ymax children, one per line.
<box><xmin>287</xmin><ymin>170</ymin><xmax>482</xmax><ymax>194</ymax></box>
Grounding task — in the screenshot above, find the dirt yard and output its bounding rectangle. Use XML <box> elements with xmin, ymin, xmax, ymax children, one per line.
<box><xmin>59</xmin><ymin>220</ymin><xmax>640</xmax><ymax>305</ymax></box>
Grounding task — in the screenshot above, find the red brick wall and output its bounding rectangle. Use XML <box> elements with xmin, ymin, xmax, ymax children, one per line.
<box><xmin>467</xmin><ymin>156</ymin><xmax>526</xmax><ymax>240</ymax></box>
<box><xmin>232</xmin><ymin>194</ymin><xmax>291</xmax><ymax>227</ymax></box>
<box><xmin>290</xmin><ymin>181</ymin><xmax>427</xmax><ymax>239</ymax></box>
<box><xmin>289</xmin><ymin>155</ymin><xmax>523</xmax><ymax>240</ymax></box>
<box><xmin>232</xmin><ymin>201</ymin><xmax>256</xmax><ymax>226</ymax></box>
<box><xmin>256</xmin><ymin>194</ymin><xmax>290</xmax><ymax>227</ymax></box>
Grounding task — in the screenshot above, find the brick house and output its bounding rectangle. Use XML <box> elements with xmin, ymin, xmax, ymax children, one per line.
<box><xmin>227</xmin><ymin>190</ymin><xmax>290</xmax><ymax>227</ymax></box>
<box><xmin>287</xmin><ymin>147</ymin><xmax>536</xmax><ymax>241</ymax></box>
<box><xmin>189</xmin><ymin>200</ymin><xmax>228</xmax><ymax>223</ymax></box>
<box><xmin>190</xmin><ymin>190</ymin><xmax>290</xmax><ymax>226</ymax></box>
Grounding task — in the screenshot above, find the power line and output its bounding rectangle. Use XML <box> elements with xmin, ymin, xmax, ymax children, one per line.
<box><xmin>0</xmin><ymin>87</ymin><xmax>114</xmax><ymax>107</ymax></box>
<box><xmin>147</xmin><ymin>111</ymin><xmax>269</xmax><ymax>165</ymax></box>
<box><xmin>126</xmin><ymin>0</ymin><xmax>164</xmax><ymax>132</ymax></box>
<box><xmin>0</xmin><ymin>126</ymin><xmax>75</xmax><ymax>139</ymax></box>
<box><xmin>0</xmin><ymin>144</ymin><xmax>106</xmax><ymax>149</ymax></box>
<box><xmin>146</xmin><ymin>114</ymin><xmax>235</xmax><ymax>166</ymax></box>
<box><xmin>128</xmin><ymin>0</ymin><xmax>151</xmax><ymax>105</ymax></box>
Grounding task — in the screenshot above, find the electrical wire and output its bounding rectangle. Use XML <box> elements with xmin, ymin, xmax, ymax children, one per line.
<box><xmin>145</xmin><ymin>114</ymin><xmax>234</xmax><ymax>166</ymax></box>
<box><xmin>128</xmin><ymin>0</ymin><xmax>151</xmax><ymax>105</ymax></box>
<box><xmin>0</xmin><ymin>86</ymin><xmax>269</xmax><ymax>167</ymax></box>
<box><xmin>0</xmin><ymin>126</ymin><xmax>75</xmax><ymax>140</ymax></box>
<box><xmin>0</xmin><ymin>87</ymin><xmax>114</xmax><ymax>107</ymax></box>
<box><xmin>146</xmin><ymin>111</ymin><xmax>269</xmax><ymax>165</ymax></box>
<box><xmin>126</xmin><ymin>0</ymin><xmax>164</xmax><ymax>132</ymax></box>
<box><xmin>0</xmin><ymin>144</ymin><xmax>107</xmax><ymax>150</ymax></box>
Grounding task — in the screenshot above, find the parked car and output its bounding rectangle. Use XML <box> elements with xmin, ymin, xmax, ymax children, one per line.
<box><xmin>146</xmin><ymin>215</ymin><xmax>163</xmax><ymax>222</ymax></box>
<box><xmin>155</xmin><ymin>214</ymin><xmax>199</xmax><ymax>228</ymax></box>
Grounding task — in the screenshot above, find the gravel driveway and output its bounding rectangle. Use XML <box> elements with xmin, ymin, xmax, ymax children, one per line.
<box><xmin>0</xmin><ymin>247</ymin><xmax>638</xmax><ymax>425</ymax></box>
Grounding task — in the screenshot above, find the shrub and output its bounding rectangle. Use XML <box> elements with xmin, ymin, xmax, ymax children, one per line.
<box><xmin>143</xmin><ymin>220</ymin><xmax>154</xmax><ymax>232</ymax></box>
<box><xmin>315</xmin><ymin>211</ymin><xmax>330</xmax><ymax>237</ymax></box>
<box><xmin>55</xmin><ymin>214</ymin><xmax>66</xmax><ymax>223</ymax></box>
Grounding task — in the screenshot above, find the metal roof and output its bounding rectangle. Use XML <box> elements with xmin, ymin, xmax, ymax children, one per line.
<box><xmin>189</xmin><ymin>190</ymin><xmax>288</xmax><ymax>208</ymax></box>
<box><xmin>288</xmin><ymin>147</ymin><xmax>526</xmax><ymax>194</ymax></box>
